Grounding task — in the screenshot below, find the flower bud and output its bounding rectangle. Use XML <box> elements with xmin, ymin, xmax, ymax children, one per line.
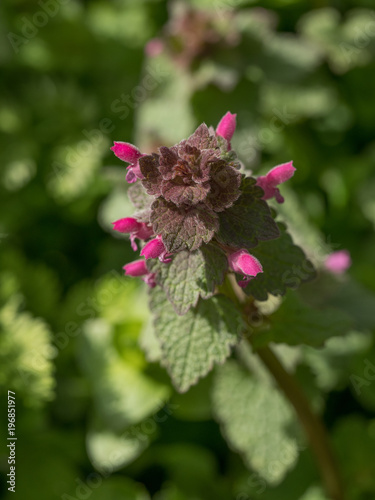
<box><xmin>265</xmin><ymin>162</ymin><xmax>296</xmax><ymax>185</ymax></box>
<box><xmin>216</xmin><ymin>112</ymin><xmax>237</xmax><ymax>142</ymax></box>
<box><xmin>126</xmin><ymin>168</ymin><xmax>138</xmax><ymax>184</ymax></box>
<box><xmin>228</xmin><ymin>249</ymin><xmax>263</xmax><ymax>282</ymax></box>
<box><xmin>111</xmin><ymin>142</ymin><xmax>142</xmax><ymax>164</ymax></box>
<box><xmin>256</xmin><ymin>161</ymin><xmax>296</xmax><ymax>203</ymax></box>
<box><xmin>142</xmin><ymin>273</ymin><xmax>157</xmax><ymax>288</ymax></box>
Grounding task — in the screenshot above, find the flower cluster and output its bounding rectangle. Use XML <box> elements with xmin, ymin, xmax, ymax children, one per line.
<box><xmin>111</xmin><ymin>112</ymin><xmax>295</xmax><ymax>290</ymax></box>
<box><xmin>145</xmin><ymin>5</ymin><xmax>238</xmax><ymax>68</ymax></box>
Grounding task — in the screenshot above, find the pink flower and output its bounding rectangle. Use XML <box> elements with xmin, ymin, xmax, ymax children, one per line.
<box><xmin>256</xmin><ymin>161</ymin><xmax>296</xmax><ymax>203</ymax></box>
<box><xmin>123</xmin><ymin>259</ymin><xmax>148</xmax><ymax>277</ymax></box>
<box><xmin>112</xmin><ymin>217</ymin><xmax>142</xmax><ymax>233</ymax></box>
<box><xmin>228</xmin><ymin>249</ymin><xmax>263</xmax><ymax>287</ymax></box>
<box><xmin>111</xmin><ymin>142</ymin><xmax>144</xmax><ymax>183</ymax></box>
<box><xmin>216</xmin><ymin>112</ymin><xmax>237</xmax><ymax>147</ymax></box>
<box><xmin>325</xmin><ymin>250</ymin><xmax>351</xmax><ymax>274</ymax></box>
<box><xmin>111</xmin><ymin>142</ymin><xmax>142</xmax><ymax>163</ymax></box>
<box><xmin>112</xmin><ymin>218</ymin><xmax>154</xmax><ymax>251</ymax></box>
<box><xmin>142</xmin><ymin>273</ymin><xmax>157</xmax><ymax>288</ymax></box>
<box><xmin>123</xmin><ymin>259</ymin><xmax>157</xmax><ymax>288</ymax></box>
<box><xmin>140</xmin><ymin>235</ymin><xmax>171</xmax><ymax>263</ymax></box>
<box><xmin>145</xmin><ymin>38</ymin><xmax>164</xmax><ymax>57</ymax></box>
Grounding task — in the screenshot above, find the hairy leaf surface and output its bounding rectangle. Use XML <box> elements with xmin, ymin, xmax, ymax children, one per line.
<box><xmin>149</xmin><ymin>288</ymin><xmax>242</xmax><ymax>392</ymax></box>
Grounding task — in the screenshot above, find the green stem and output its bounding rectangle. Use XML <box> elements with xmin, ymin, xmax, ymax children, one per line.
<box><xmin>228</xmin><ymin>276</ymin><xmax>345</xmax><ymax>500</ymax></box>
<box><xmin>253</xmin><ymin>345</ymin><xmax>345</xmax><ymax>500</ymax></box>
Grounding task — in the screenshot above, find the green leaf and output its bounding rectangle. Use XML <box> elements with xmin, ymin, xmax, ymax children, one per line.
<box><xmin>148</xmin><ymin>243</ymin><xmax>228</xmax><ymax>315</ymax></box>
<box><xmin>149</xmin><ymin>288</ymin><xmax>242</xmax><ymax>392</ymax></box>
<box><xmin>139</xmin><ymin>317</ymin><xmax>163</xmax><ymax>363</ymax></box>
<box><xmin>217</xmin><ymin>177</ymin><xmax>280</xmax><ymax>249</ymax></box>
<box><xmin>150</xmin><ymin>198</ymin><xmax>219</xmax><ymax>253</ymax></box>
<box><xmin>128</xmin><ymin>181</ymin><xmax>152</xmax><ymax>210</ymax></box>
<box><xmin>252</xmin><ymin>291</ymin><xmax>353</xmax><ymax>349</ymax></box>
<box><xmin>244</xmin><ymin>222</ymin><xmax>316</xmax><ymax>300</ymax></box>
<box><xmin>86</xmin><ymin>426</ymin><xmax>150</xmax><ymax>474</ymax></box>
<box><xmin>212</xmin><ymin>361</ymin><xmax>299</xmax><ymax>484</ymax></box>
<box><xmin>127</xmin><ymin>181</ymin><xmax>154</xmax><ymax>222</ymax></box>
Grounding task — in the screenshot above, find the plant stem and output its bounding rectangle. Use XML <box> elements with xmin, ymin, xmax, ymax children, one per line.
<box><xmin>254</xmin><ymin>344</ymin><xmax>345</xmax><ymax>500</ymax></box>
<box><xmin>227</xmin><ymin>276</ymin><xmax>345</xmax><ymax>500</ymax></box>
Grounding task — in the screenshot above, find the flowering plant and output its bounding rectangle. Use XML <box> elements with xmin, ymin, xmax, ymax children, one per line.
<box><xmin>109</xmin><ymin>113</ymin><xmax>359</xmax><ymax>499</ymax></box>
<box><xmin>112</xmin><ymin>112</ymin><xmax>303</xmax><ymax>299</ymax></box>
<box><xmin>108</xmin><ymin>112</ymin><xmax>362</xmax><ymax>499</ymax></box>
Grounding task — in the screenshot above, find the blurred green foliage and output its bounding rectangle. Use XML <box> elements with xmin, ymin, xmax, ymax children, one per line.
<box><xmin>1</xmin><ymin>0</ymin><xmax>375</xmax><ymax>499</ymax></box>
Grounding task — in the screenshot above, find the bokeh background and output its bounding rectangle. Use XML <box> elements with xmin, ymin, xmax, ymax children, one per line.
<box><xmin>1</xmin><ymin>1</ymin><xmax>375</xmax><ymax>499</ymax></box>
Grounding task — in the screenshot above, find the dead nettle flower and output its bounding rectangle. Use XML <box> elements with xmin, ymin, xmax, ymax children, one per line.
<box><xmin>112</xmin><ymin>217</ymin><xmax>153</xmax><ymax>251</ymax></box>
<box><xmin>256</xmin><ymin>162</ymin><xmax>296</xmax><ymax>203</ymax></box>
<box><xmin>216</xmin><ymin>111</ymin><xmax>236</xmax><ymax>149</ymax></box>
<box><xmin>140</xmin><ymin>235</ymin><xmax>172</xmax><ymax>263</ymax></box>
<box><xmin>228</xmin><ymin>249</ymin><xmax>263</xmax><ymax>288</ymax></box>
<box><xmin>111</xmin><ymin>142</ymin><xmax>144</xmax><ymax>183</ymax></box>
<box><xmin>325</xmin><ymin>250</ymin><xmax>352</xmax><ymax>274</ymax></box>
<box><xmin>148</xmin><ymin>5</ymin><xmax>238</xmax><ymax>68</ymax></box>
<box><xmin>123</xmin><ymin>260</ymin><xmax>157</xmax><ymax>288</ymax></box>
<box><xmin>111</xmin><ymin>112</ymin><xmax>295</xmax><ymax>289</ymax></box>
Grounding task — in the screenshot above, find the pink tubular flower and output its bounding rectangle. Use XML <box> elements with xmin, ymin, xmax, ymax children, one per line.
<box><xmin>112</xmin><ymin>217</ymin><xmax>142</xmax><ymax>233</ymax></box>
<box><xmin>112</xmin><ymin>218</ymin><xmax>154</xmax><ymax>251</ymax></box>
<box><xmin>123</xmin><ymin>259</ymin><xmax>148</xmax><ymax>277</ymax></box>
<box><xmin>111</xmin><ymin>142</ymin><xmax>144</xmax><ymax>183</ymax></box>
<box><xmin>111</xmin><ymin>142</ymin><xmax>142</xmax><ymax>164</ymax></box>
<box><xmin>216</xmin><ymin>112</ymin><xmax>237</xmax><ymax>146</ymax></box>
<box><xmin>228</xmin><ymin>249</ymin><xmax>263</xmax><ymax>288</ymax></box>
<box><xmin>123</xmin><ymin>260</ymin><xmax>156</xmax><ymax>288</ymax></box>
<box><xmin>325</xmin><ymin>250</ymin><xmax>352</xmax><ymax>274</ymax></box>
<box><xmin>256</xmin><ymin>161</ymin><xmax>296</xmax><ymax>203</ymax></box>
<box><xmin>140</xmin><ymin>235</ymin><xmax>171</xmax><ymax>263</ymax></box>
